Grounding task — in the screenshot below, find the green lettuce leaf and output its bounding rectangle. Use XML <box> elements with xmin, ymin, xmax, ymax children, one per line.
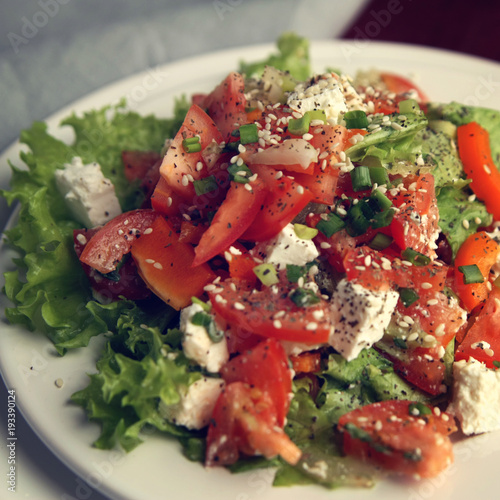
<box><xmin>239</xmin><ymin>32</ymin><xmax>310</xmax><ymax>80</ymax></box>
<box><xmin>1</xmin><ymin>103</ymin><xmax>186</xmax><ymax>353</ymax></box>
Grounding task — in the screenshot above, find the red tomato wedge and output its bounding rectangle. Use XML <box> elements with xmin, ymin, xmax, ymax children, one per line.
<box><xmin>380</xmin><ymin>72</ymin><xmax>429</xmax><ymax>103</ymax></box>
<box><xmin>338</xmin><ymin>400</ymin><xmax>457</xmax><ymax>478</ymax></box>
<box><xmin>192</xmin><ymin>179</ymin><xmax>266</xmax><ymax>267</ymax></box>
<box><xmin>455</xmin><ymin>286</ymin><xmax>500</xmax><ymax>368</ymax></box>
<box><xmin>220</xmin><ymin>338</ymin><xmax>292</xmax><ymax>426</ymax></box>
<box><xmin>74</xmin><ymin>228</ymin><xmax>151</xmax><ymax>301</ymax></box>
<box><xmin>453</xmin><ymin>231</ymin><xmax>500</xmax><ymax>311</ymax></box>
<box><xmin>205</xmin><ymin>382</ymin><xmax>301</xmax><ymax>467</ymax></box>
<box><xmin>131</xmin><ymin>217</ymin><xmax>216</xmax><ymax>310</ymax></box>
<box><xmin>208</xmin><ymin>278</ymin><xmax>332</xmax><ymax>344</ymax></box>
<box><xmin>241</xmin><ymin>166</ymin><xmax>313</xmax><ymax>242</ymax></box>
<box><xmin>79</xmin><ymin>209</ymin><xmax>160</xmax><ymax>274</ymax></box>
<box><xmin>201</xmin><ymin>72</ymin><xmax>248</xmax><ymax>142</ymax></box>
<box><xmin>457</xmin><ymin>121</ymin><xmax>500</xmax><ymax>220</ymax></box>
<box><xmin>159</xmin><ymin>104</ymin><xmax>223</xmax><ymax>200</ymax></box>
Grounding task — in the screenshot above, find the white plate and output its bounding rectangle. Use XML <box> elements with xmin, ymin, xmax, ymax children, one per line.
<box><xmin>2</xmin><ymin>40</ymin><xmax>500</xmax><ymax>500</ymax></box>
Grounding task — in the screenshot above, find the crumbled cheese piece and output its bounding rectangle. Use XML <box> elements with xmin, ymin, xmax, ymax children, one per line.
<box><xmin>329</xmin><ymin>279</ymin><xmax>399</xmax><ymax>361</ymax></box>
<box><xmin>55</xmin><ymin>157</ymin><xmax>121</xmax><ymax>227</ymax></box>
<box><xmin>159</xmin><ymin>377</ymin><xmax>225</xmax><ymax>430</ymax></box>
<box><xmin>287</xmin><ymin>74</ymin><xmax>348</xmax><ymax>124</ymax></box>
<box><xmin>447</xmin><ymin>358</ymin><xmax>500</xmax><ymax>435</ymax></box>
<box><xmin>251</xmin><ymin>223</ymin><xmax>319</xmax><ymax>270</ymax></box>
<box><xmin>180</xmin><ymin>303</ymin><xmax>229</xmax><ymax>373</ymax></box>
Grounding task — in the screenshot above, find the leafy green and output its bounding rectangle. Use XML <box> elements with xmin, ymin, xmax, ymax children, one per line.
<box><xmin>437</xmin><ymin>185</ymin><xmax>493</xmax><ymax>258</ymax></box>
<box><xmin>239</xmin><ymin>32</ymin><xmax>310</xmax><ymax>80</ymax></box>
<box><xmin>1</xmin><ymin>102</ymin><xmax>187</xmax><ymax>353</ymax></box>
<box><xmin>71</xmin><ymin>316</ymin><xmax>201</xmax><ymax>452</ymax></box>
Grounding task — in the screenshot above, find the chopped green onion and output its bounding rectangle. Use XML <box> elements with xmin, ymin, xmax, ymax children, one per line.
<box><xmin>293</xmin><ymin>223</ymin><xmax>318</xmax><ymax>240</ymax></box>
<box><xmin>239</xmin><ymin>123</ymin><xmax>259</xmax><ymax>144</ymax></box>
<box><xmin>193</xmin><ymin>175</ymin><xmax>218</xmax><ymax>196</ymax></box>
<box><xmin>458</xmin><ymin>264</ymin><xmax>484</xmax><ymax>284</ymax></box>
<box><xmin>370</xmin><ymin>208</ymin><xmax>395</xmax><ymax>229</ymax></box>
<box><xmin>370</xmin><ymin>189</ymin><xmax>393</xmax><ymax>211</ymax></box>
<box><xmin>402</xmin><ymin>248</ymin><xmax>431</xmax><ymax>266</ymax></box>
<box><xmin>394</xmin><ymin>337</ymin><xmax>408</xmax><ymax>349</ymax></box>
<box><xmin>191</xmin><ymin>311</ymin><xmax>224</xmax><ymax>342</ymax></box>
<box><xmin>288</xmin><ymin>113</ymin><xmax>311</xmax><ymax>136</ymax></box>
<box><xmin>182</xmin><ymin>136</ymin><xmax>202</xmax><ymax>153</ymax></box>
<box><xmin>368</xmin><ymin>233</ymin><xmax>393</xmax><ymax>251</ymax></box>
<box><xmin>306</xmin><ymin>109</ymin><xmax>327</xmax><ymax>123</ymax></box>
<box><xmin>253</xmin><ymin>263</ymin><xmax>279</xmax><ymax>286</ymax></box>
<box><xmin>224</xmin><ymin>140</ymin><xmax>240</xmax><ymax>152</ymax></box>
<box><xmin>351</xmin><ymin>166</ymin><xmax>372</xmax><ymax>192</ymax></box>
<box><xmin>369</xmin><ymin>166</ymin><xmax>390</xmax><ymax>186</ymax></box>
<box><xmin>227</xmin><ymin>163</ymin><xmax>253</xmax><ymax>183</ymax></box>
<box><xmin>344</xmin><ymin>110</ymin><xmax>369</xmax><ymax>129</ymax></box>
<box><xmin>408</xmin><ymin>402</ymin><xmax>432</xmax><ymax>417</ymax></box>
<box><xmin>316</xmin><ymin>213</ymin><xmax>346</xmax><ymax>238</ymax></box>
<box><xmin>493</xmin><ymin>361</ymin><xmax>500</xmax><ymax>370</ymax></box>
<box><xmin>191</xmin><ymin>297</ymin><xmax>211</xmax><ymax>311</ymax></box>
<box><xmin>398</xmin><ymin>99</ymin><xmax>421</xmax><ymax>115</ymax></box>
<box><xmin>346</xmin><ymin>202</ymin><xmax>371</xmax><ymax>236</ymax></box>
<box><xmin>286</xmin><ymin>262</ymin><xmax>315</xmax><ymax>283</ymax></box>
<box><xmin>398</xmin><ymin>287</ymin><xmax>420</xmax><ymax>308</ymax></box>
<box><xmin>290</xmin><ymin>288</ymin><xmax>321</xmax><ymax>308</ymax></box>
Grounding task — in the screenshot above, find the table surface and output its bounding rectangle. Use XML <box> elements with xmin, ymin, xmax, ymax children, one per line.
<box><xmin>1</xmin><ymin>1</ymin><xmax>500</xmax><ymax>499</ymax></box>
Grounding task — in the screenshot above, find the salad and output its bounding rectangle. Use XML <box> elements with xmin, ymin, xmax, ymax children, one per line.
<box><xmin>2</xmin><ymin>33</ymin><xmax>500</xmax><ymax>491</ymax></box>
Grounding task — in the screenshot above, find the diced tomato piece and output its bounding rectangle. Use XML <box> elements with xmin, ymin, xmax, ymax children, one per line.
<box><xmin>455</xmin><ymin>286</ymin><xmax>500</xmax><ymax>368</ymax></box>
<box><xmin>380</xmin><ymin>72</ymin><xmax>428</xmax><ymax>103</ymax></box>
<box><xmin>159</xmin><ymin>104</ymin><xmax>223</xmax><ymax>200</ymax></box>
<box><xmin>201</xmin><ymin>72</ymin><xmax>248</xmax><ymax>142</ymax></box>
<box><xmin>121</xmin><ymin>150</ymin><xmax>162</xmax><ymax>183</ymax></box>
<box><xmin>220</xmin><ymin>338</ymin><xmax>292</xmax><ymax>426</ymax></box>
<box><xmin>178</xmin><ymin>220</ymin><xmax>206</xmax><ymax>245</ymax></box>
<box><xmin>241</xmin><ymin>166</ymin><xmax>313</xmax><ymax>242</ymax></box>
<box><xmin>291</xmin><ymin>164</ymin><xmax>339</xmax><ymax>205</ymax></box>
<box><xmin>74</xmin><ymin>228</ymin><xmax>151</xmax><ymax>301</ymax></box>
<box><xmin>205</xmin><ymin>382</ymin><xmax>301</xmax><ymax>467</ymax></box>
<box><xmin>225</xmin><ymin>243</ymin><xmax>258</xmax><ymax>285</ymax></box>
<box><xmin>338</xmin><ymin>400</ymin><xmax>456</xmax><ymax>478</ymax></box>
<box><xmin>79</xmin><ymin>209</ymin><xmax>160</xmax><ymax>274</ymax></box>
<box><xmin>343</xmin><ymin>246</ymin><xmax>448</xmax><ymax>294</ymax></box>
<box><xmin>192</xmin><ymin>179</ymin><xmax>266</xmax><ymax>267</ymax></box>
<box><xmin>208</xmin><ymin>278</ymin><xmax>332</xmax><ymax>344</ymax></box>
<box><xmin>290</xmin><ymin>351</ymin><xmax>322</xmax><ymax>374</ymax></box>
<box><xmin>131</xmin><ymin>217</ymin><xmax>216</xmax><ymax>310</ymax></box>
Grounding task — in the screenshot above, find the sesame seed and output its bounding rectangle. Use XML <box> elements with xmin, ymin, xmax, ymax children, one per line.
<box><xmin>76</xmin><ymin>233</ymin><xmax>87</xmax><ymax>245</ymax></box>
<box><xmin>167</xmin><ymin>197</ymin><xmax>173</xmax><ymax>207</ymax></box>
<box><xmin>244</xmin><ymin>183</ymin><xmax>253</xmax><ymax>192</ymax></box>
<box><xmin>196</xmin><ymin>161</ymin><xmax>204</xmax><ymax>171</ymax></box>
<box><xmin>273</xmin><ymin>319</ymin><xmax>282</xmax><ymax>329</ymax></box>
<box><xmin>421</xmin><ymin>282</ymin><xmax>433</xmax><ymax>289</ymax></box>
<box><xmin>407</xmin><ymin>332</ymin><xmax>419</xmax><ymax>342</ymax></box>
<box><xmin>435</xmin><ymin>323</ymin><xmax>446</xmax><ymax>336</ymax></box>
<box><xmin>462</xmin><ymin>219</ymin><xmax>470</xmax><ymax>229</ymax></box>
<box><xmin>427</xmin><ymin>299</ymin><xmax>439</xmax><ymax>306</ymax></box>
<box><xmin>475</xmin><ymin>217</ymin><xmax>482</xmax><ymax>225</ymax></box>
<box><xmin>153</xmin><ymin>262</ymin><xmax>163</xmax><ymax>270</ymax></box>
<box><xmin>145</xmin><ymin>259</ymin><xmax>155</xmax><ymax>264</ymax></box>
<box><xmin>423</xmin><ymin>334</ymin><xmax>435</xmax><ymax>344</ymax></box>
<box><xmin>234</xmin><ymin>302</ymin><xmax>245</xmax><ymax>311</ymax></box>
<box><xmin>320</xmin><ymin>242</ymin><xmax>332</xmax><ymax>249</ymax></box>
<box><xmin>306</xmin><ymin>322</ymin><xmax>317</xmax><ymax>331</ymax></box>
<box><xmin>484</xmin><ymin>164</ymin><xmax>492</xmax><ymax>175</ymax></box>
<box><xmin>144</xmin><ymin>227</ymin><xmax>153</xmax><ymax>235</ymax></box>
<box><xmin>181</xmin><ymin>175</ymin><xmax>189</xmax><ymax>186</ymax></box>
<box><xmin>391</xmin><ymin>122</ymin><xmax>404</xmax><ymax>131</ymax></box>
<box><xmin>313</xmin><ymin>309</ymin><xmax>325</xmax><ymax>320</ymax></box>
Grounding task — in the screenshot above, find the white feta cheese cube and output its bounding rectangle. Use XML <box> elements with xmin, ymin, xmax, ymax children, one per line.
<box><xmin>180</xmin><ymin>303</ymin><xmax>229</xmax><ymax>373</ymax></box>
<box><xmin>55</xmin><ymin>157</ymin><xmax>121</xmax><ymax>227</ymax></box>
<box><xmin>329</xmin><ymin>279</ymin><xmax>398</xmax><ymax>361</ymax></box>
<box><xmin>159</xmin><ymin>377</ymin><xmax>225</xmax><ymax>430</ymax></box>
<box><xmin>251</xmin><ymin>223</ymin><xmax>319</xmax><ymax>270</ymax></box>
<box><xmin>287</xmin><ymin>74</ymin><xmax>348</xmax><ymax>124</ymax></box>
<box><xmin>447</xmin><ymin>358</ymin><xmax>500</xmax><ymax>435</ymax></box>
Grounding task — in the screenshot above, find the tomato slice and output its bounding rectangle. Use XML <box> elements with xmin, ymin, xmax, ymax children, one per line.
<box><xmin>79</xmin><ymin>209</ymin><xmax>160</xmax><ymax>274</ymax></box>
<box><xmin>131</xmin><ymin>217</ymin><xmax>216</xmax><ymax>310</ymax></box>
<box><xmin>241</xmin><ymin>166</ymin><xmax>313</xmax><ymax>242</ymax></box>
<box><xmin>220</xmin><ymin>338</ymin><xmax>292</xmax><ymax>426</ymax></box>
<box><xmin>205</xmin><ymin>382</ymin><xmax>301</xmax><ymax>467</ymax></box>
<box><xmin>192</xmin><ymin>179</ymin><xmax>266</xmax><ymax>267</ymax></box>
<box><xmin>74</xmin><ymin>228</ymin><xmax>151</xmax><ymax>301</ymax></box>
<box><xmin>455</xmin><ymin>286</ymin><xmax>500</xmax><ymax>368</ymax></box>
<box><xmin>159</xmin><ymin>104</ymin><xmax>223</xmax><ymax>200</ymax></box>
<box><xmin>380</xmin><ymin>72</ymin><xmax>428</xmax><ymax>103</ymax></box>
<box><xmin>338</xmin><ymin>400</ymin><xmax>456</xmax><ymax>478</ymax></box>
<box><xmin>201</xmin><ymin>72</ymin><xmax>248</xmax><ymax>142</ymax></box>
<box><xmin>208</xmin><ymin>278</ymin><xmax>332</xmax><ymax>344</ymax></box>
